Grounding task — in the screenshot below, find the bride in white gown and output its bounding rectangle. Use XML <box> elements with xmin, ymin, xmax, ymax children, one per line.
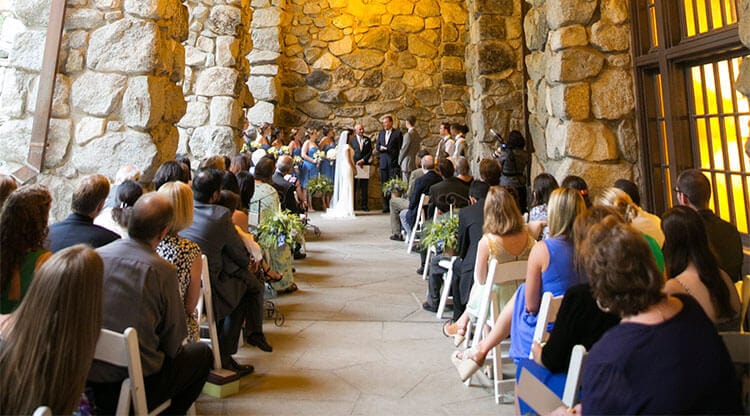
<box><xmin>322</xmin><ymin>130</ymin><xmax>356</xmax><ymax>219</ymax></box>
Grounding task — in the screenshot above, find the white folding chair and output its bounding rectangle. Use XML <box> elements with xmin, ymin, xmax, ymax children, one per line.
<box><xmin>406</xmin><ymin>194</ymin><xmax>429</xmax><ymax>253</ymax></box>
<box><xmin>436</xmin><ymin>256</ymin><xmax>458</xmax><ymax>319</ymax></box>
<box><xmin>529</xmin><ymin>292</ymin><xmax>564</xmax><ymax>359</ymax></box>
<box><xmin>422</xmin><ymin>245</ymin><xmax>436</xmax><ymax>281</ymax></box>
<box><xmin>32</xmin><ymin>407</ymin><xmax>51</xmax><ymax>416</ymax></box>
<box><xmin>94</xmin><ymin>328</ymin><xmax>171</xmax><ymax>416</ymax></box>
<box><xmin>198</xmin><ymin>255</ymin><xmax>223</xmax><ymax>370</ymax></box>
<box><xmin>516</xmin><ymin>344</ymin><xmax>588</xmax><ymax>414</ymax></box>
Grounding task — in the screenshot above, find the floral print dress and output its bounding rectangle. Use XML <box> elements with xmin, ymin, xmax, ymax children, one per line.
<box><xmin>156</xmin><ymin>234</ymin><xmax>201</xmax><ymax>342</ymax></box>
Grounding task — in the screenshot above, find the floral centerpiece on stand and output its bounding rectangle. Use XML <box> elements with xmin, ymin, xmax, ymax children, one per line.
<box><xmin>422</xmin><ymin>215</ymin><xmax>459</xmax><ymax>255</ymax></box>
<box><xmin>306</xmin><ymin>175</ymin><xmax>333</xmax><ymax>197</ymax></box>
<box><xmin>256</xmin><ymin>210</ymin><xmax>306</xmax><ymax>250</ymax></box>
<box><xmin>382</xmin><ymin>177</ymin><xmax>408</xmax><ymax>198</ymax></box>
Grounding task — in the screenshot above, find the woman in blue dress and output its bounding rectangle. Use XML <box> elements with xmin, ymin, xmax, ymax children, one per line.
<box><xmin>300</xmin><ymin>127</ymin><xmax>319</xmax><ymax>211</ymax></box>
<box><xmin>451</xmin><ymin>188</ymin><xmax>586</xmax><ymax>382</ymax></box>
<box><xmin>318</xmin><ymin>126</ymin><xmax>336</xmax><ymax>208</ymax></box>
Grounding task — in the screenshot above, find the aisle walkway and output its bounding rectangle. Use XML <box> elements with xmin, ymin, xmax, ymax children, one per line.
<box><xmin>196</xmin><ymin>212</ymin><xmax>512</xmax><ymax>415</ymax></box>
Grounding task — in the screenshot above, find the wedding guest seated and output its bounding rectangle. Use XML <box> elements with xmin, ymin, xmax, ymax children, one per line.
<box><xmin>401</xmin><ymin>156</ymin><xmax>442</xmax><ymax>245</ymax></box>
<box><xmin>48</xmin><ymin>174</ymin><xmax>120</xmax><ymax>252</ymax></box>
<box><xmin>94</xmin><ymin>179</ymin><xmax>143</xmax><ymax>237</ymax></box>
<box><xmin>0</xmin><ymin>185</ymin><xmax>52</xmax><ymax>313</ymax></box>
<box><xmin>527</xmin><ymin>173</ymin><xmax>558</xmax><ymax>241</ymax></box>
<box><xmin>451</xmin><ymin>188</ymin><xmax>586</xmax><ymax>380</ymax></box>
<box><xmin>89</xmin><ymin>193</ymin><xmax>212</xmax><ymax>415</ymax></box>
<box><xmin>454</xmin><ymin>157</ymin><xmax>473</xmax><ymax>185</ymax></box>
<box><xmin>0</xmin><ymin>245</ymin><xmax>103</xmax><ymax>415</ymax></box>
<box><xmin>154</xmin><ymin>160</ymin><xmax>191</xmax><ymax>191</ymax></box>
<box><xmin>156</xmin><ymin>182</ymin><xmax>203</xmax><ymax>342</ymax></box>
<box><xmin>614</xmin><ymin>178</ymin><xmax>664</xmax><ymax>245</ymax></box>
<box><xmin>273</xmin><ymin>155</ymin><xmax>306</xmax><ymax>259</ymax></box>
<box><xmin>103</xmin><ymin>164</ymin><xmax>141</xmax><ymax>209</ymax></box>
<box><xmin>0</xmin><ymin>174</ymin><xmax>17</xmax><ymax>211</ymax></box>
<box><xmin>389</xmin><ymin>149</ymin><xmax>429</xmax><ymax>241</ymax></box>
<box><xmin>561</xmin><ymin>175</ymin><xmax>592</xmax><ymax>208</ymax></box>
<box><xmin>428</xmin><ymin>157</ymin><xmax>469</xmax><ymax>215</ymax></box>
<box><xmin>180</xmin><ymin>169</ymin><xmax>271</xmax><ymax>367</ymax></box>
<box><xmin>199</xmin><ymin>155</ymin><xmax>226</xmax><ymax>171</ymax></box>
<box><xmin>229</xmin><ymin>154</ymin><xmax>252</xmax><ymax>175</ymax></box>
<box><xmin>675</xmin><ymin>169</ymin><xmax>743</xmax><ymax>282</ymax></box>
<box><xmin>576</xmin><ymin>221</ymin><xmax>742</xmax><ymax>414</ymax></box>
<box><xmin>175</xmin><ymin>154</ymin><xmax>193</xmax><ymax>181</ymax></box>
<box><xmin>661</xmin><ymin>206</ymin><xmax>741</xmax><ymax>330</ymax></box>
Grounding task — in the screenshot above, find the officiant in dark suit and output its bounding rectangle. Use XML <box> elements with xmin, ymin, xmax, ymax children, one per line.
<box><xmin>351</xmin><ymin>123</ymin><xmax>372</xmax><ymax>211</ymax></box>
<box><xmin>376</xmin><ymin>114</ymin><xmax>403</xmax><ymax>213</ymax></box>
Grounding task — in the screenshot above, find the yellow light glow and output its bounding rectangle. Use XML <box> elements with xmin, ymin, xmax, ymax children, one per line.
<box><xmin>683</xmin><ymin>0</ymin><xmax>738</xmax><ymax>37</ymax></box>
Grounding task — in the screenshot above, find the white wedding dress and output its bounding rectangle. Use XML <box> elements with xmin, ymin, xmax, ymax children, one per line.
<box><xmin>322</xmin><ymin>131</ymin><xmax>356</xmax><ymax>219</ymax></box>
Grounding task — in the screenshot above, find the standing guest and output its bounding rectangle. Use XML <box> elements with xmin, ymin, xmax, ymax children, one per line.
<box><xmin>577</xmin><ymin>222</ymin><xmax>742</xmax><ymax>415</ymax></box>
<box><xmin>89</xmin><ymin>193</ymin><xmax>212</xmax><ymax>415</ymax></box>
<box><xmin>661</xmin><ymin>206</ymin><xmax>741</xmax><ymax>330</ymax></box>
<box><xmin>0</xmin><ymin>185</ymin><xmax>52</xmax><ymax>314</ymax></box>
<box><xmin>270</xmin><ymin>127</ymin><xmax>286</xmax><ymax>149</ymax></box>
<box><xmin>389</xmin><ymin>150</ymin><xmax>429</xmax><ymax>240</ymax></box>
<box><xmin>229</xmin><ymin>154</ymin><xmax>252</xmax><ymax>175</ymax></box>
<box><xmin>351</xmin><ymin>123</ymin><xmax>372</xmax><ymax>211</ymax></box>
<box><xmin>156</xmin><ymin>182</ymin><xmax>203</xmax><ymax>342</ymax></box>
<box><xmin>614</xmin><ymin>178</ymin><xmax>664</xmax><ymax>245</ymax></box>
<box><xmin>103</xmin><ymin>164</ymin><xmax>141</xmax><ymax>209</ymax></box>
<box><xmin>95</xmin><ymin>180</ymin><xmax>143</xmax><ymax>237</ymax></box>
<box><xmin>154</xmin><ymin>161</ymin><xmax>191</xmax><ymax>191</ymax></box>
<box><xmin>399</xmin><ymin>115</ymin><xmax>421</xmax><ymax>183</ymax></box>
<box><xmin>0</xmin><ymin>245</ymin><xmax>103</xmax><ymax>415</ymax></box>
<box><xmin>561</xmin><ymin>175</ymin><xmax>592</xmax><ymax>208</ymax></box>
<box><xmin>319</xmin><ymin>126</ymin><xmax>337</xmax><ymax>188</ymax></box>
<box><xmin>675</xmin><ymin>169</ymin><xmax>743</xmax><ymax>282</ymax></box>
<box><xmin>181</xmin><ymin>169</ymin><xmax>271</xmax><ymax>367</ymax></box>
<box><xmin>435</xmin><ymin>122</ymin><xmax>454</xmax><ymax>160</ymax></box>
<box><xmin>0</xmin><ymin>174</ymin><xmax>17</xmax><ymax>211</ymax></box>
<box><xmin>497</xmin><ymin>130</ymin><xmax>530</xmax><ymax>213</ymax></box>
<box><xmin>300</xmin><ymin>127</ymin><xmax>320</xmax><ymax>211</ymax></box>
<box><xmin>451</xmin><ymin>125</ymin><xmax>468</xmax><ymax>160</ymax></box>
<box><xmin>527</xmin><ymin>173</ymin><xmax>558</xmax><ymax>240</ymax></box>
<box><xmin>254</xmin><ymin>122</ymin><xmax>272</xmax><ymax>150</ymax></box>
<box><xmin>376</xmin><ymin>114</ymin><xmax>403</xmax><ymax>212</ymax></box>
<box><xmin>48</xmin><ymin>174</ymin><xmax>120</xmax><ymax>252</ymax></box>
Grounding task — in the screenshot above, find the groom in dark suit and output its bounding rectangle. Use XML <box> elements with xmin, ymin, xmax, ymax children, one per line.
<box><xmin>376</xmin><ymin>115</ymin><xmax>403</xmax><ymax>213</ymax></box>
<box><xmin>351</xmin><ymin>123</ymin><xmax>372</xmax><ymax>211</ymax></box>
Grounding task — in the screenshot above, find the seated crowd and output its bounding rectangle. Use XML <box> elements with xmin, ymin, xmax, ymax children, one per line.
<box><xmin>0</xmin><ymin>137</ymin><xmax>314</xmax><ymax>413</ymax></box>
<box><xmin>393</xmin><ymin>154</ymin><xmax>747</xmax><ymax>414</ymax></box>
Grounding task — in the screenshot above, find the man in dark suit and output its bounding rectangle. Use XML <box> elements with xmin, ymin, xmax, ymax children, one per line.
<box><xmin>180</xmin><ymin>169</ymin><xmax>270</xmax><ymax>376</ymax></box>
<box><xmin>351</xmin><ymin>123</ymin><xmax>372</xmax><ymax>211</ymax></box>
<box><xmin>376</xmin><ymin>115</ymin><xmax>403</xmax><ymax>212</ymax></box>
<box><xmin>400</xmin><ymin>155</ymin><xmax>442</xmax><ymax>238</ymax></box>
<box><xmin>272</xmin><ymin>155</ymin><xmax>302</xmax><ymax>214</ymax></box>
<box><xmin>427</xmin><ymin>158</ymin><xmax>471</xmax><ymax>215</ymax></box>
<box><xmin>49</xmin><ymin>174</ymin><xmax>120</xmax><ymax>252</ymax></box>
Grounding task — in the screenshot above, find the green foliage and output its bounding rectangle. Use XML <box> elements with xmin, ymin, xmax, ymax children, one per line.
<box><xmin>422</xmin><ymin>215</ymin><xmax>460</xmax><ymax>251</ymax></box>
<box><xmin>307</xmin><ymin>175</ymin><xmax>333</xmax><ymax>195</ymax></box>
<box><xmin>382</xmin><ymin>177</ymin><xmax>408</xmax><ymax>197</ymax></box>
<box><xmin>256</xmin><ymin>210</ymin><xmax>306</xmax><ymax>250</ymax></box>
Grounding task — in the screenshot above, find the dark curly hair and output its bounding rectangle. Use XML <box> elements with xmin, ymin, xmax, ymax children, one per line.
<box><xmin>0</xmin><ymin>184</ymin><xmax>52</xmax><ymax>293</ymax></box>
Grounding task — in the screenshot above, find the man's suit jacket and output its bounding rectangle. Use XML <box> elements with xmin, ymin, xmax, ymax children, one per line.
<box><xmin>376</xmin><ymin>128</ymin><xmax>403</xmax><ymax>172</ymax></box>
<box><xmin>406</xmin><ymin>168</ymin><xmax>425</xmax><ymax>199</ymax></box>
<box><xmin>272</xmin><ymin>171</ymin><xmax>302</xmax><ymax>214</ymax></box>
<box><xmin>179</xmin><ymin>202</ymin><xmax>250</xmax><ymax>320</ymax></box>
<box><xmin>406</xmin><ymin>170</ymin><xmax>442</xmax><ymax>226</ymax></box>
<box><xmin>351</xmin><ymin>134</ymin><xmax>372</xmax><ymax>166</ymax></box>
<box><xmin>428</xmin><ymin>177</ymin><xmax>471</xmax><ymax>214</ymax></box>
<box><xmin>48</xmin><ymin>213</ymin><xmax>120</xmax><ymax>252</ymax></box>
<box><xmin>399</xmin><ymin>128</ymin><xmax>421</xmax><ymax>173</ymax></box>
<box><xmin>456</xmin><ymin>199</ymin><xmax>485</xmax><ymax>304</ymax></box>
<box><xmin>698</xmin><ymin>209</ymin><xmax>743</xmax><ymax>281</ymax></box>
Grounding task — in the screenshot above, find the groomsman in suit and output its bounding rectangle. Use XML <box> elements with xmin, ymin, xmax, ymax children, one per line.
<box><xmin>376</xmin><ymin>114</ymin><xmax>403</xmax><ymax>213</ymax></box>
<box><xmin>351</xmin><ymin>123</ymin><xmax>372</xmax><ymax>211</ymax></box>
<box><xmin>399</xmin><ymin>115</ymin><xmax>421</xmax><ymax>183</ymax></box>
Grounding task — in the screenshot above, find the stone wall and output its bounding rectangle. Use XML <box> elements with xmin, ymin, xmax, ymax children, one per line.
<box><xmin>177</xmin><ymin>0</ymin><xmax>253</xmax><ymax>165</ymax></box>
<box><xmin>736</xmin><ymin>0</ymin><xmax>750</xmax><ymax>158</ymax></box>
<box><xmin>0</xmin><ymin>0</ymin><xmax>188</xmax><ymax>220</ymax></box>
<box><xmin>464</xmin><ymin>0</ymin><xmax>524</xmax><ymax>164</ymax></box>
<box><xmin>524</xmin><ymin>0</ymin><xmax>637</xmax><ymax>196</ymax></box>
<box><xmin>273</xmin><ymin>0</ymin><xmax>469</xmax><ymax>149</ymax></box>
<box><xmin>244</xmin><ymin>0</ymin><xmax>283</xmax><ymax>125</ymax></box>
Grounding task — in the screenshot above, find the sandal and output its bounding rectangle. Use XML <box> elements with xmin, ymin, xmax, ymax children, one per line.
<box><xmin>453</xmin><ymin>328</ymin><xmax>466</xmax><ymax>347</ymax></box>
<box><xmin>261</xmin><ymin>262</ymin><xmax>283</xmax><ymax>281</ymax></box>
<box><xmin>451</xmin><ymin>349</ymin><xmax>486</xmax><ymax>382</ymax></box>
<box><xmin>442</xmin><ymin>321</ymin><xmax>460</xmax><ymax>337</ymax></box>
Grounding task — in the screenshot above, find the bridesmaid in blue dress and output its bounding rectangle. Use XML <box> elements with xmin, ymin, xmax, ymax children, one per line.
<box><xmin>300</xmin><ymin>128</ymin><xmax>319</xmax><ymax>211</ymax></box>
<box><xmin>318</xmin><ymin>126</ymin><xmax>336</xmax><ymax>208</ymax></box>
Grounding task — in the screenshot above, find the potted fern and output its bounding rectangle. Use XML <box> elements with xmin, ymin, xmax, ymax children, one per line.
<box><xmin>422</xmin><ymin>215</ymin><xmax>460</xmax><ymax>256</ymax></box>
<box><xmin>382</xmin><ymin>177</ymin><xmax>408</xmax><ymax>198</ymax></box>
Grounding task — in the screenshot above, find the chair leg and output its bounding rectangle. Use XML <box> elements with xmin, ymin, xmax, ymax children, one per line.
<box><xmin>436</xmin><ymin>268</ymin><xmax>453</xmax><ymax>319</ymax></box>
<box><xmin>422</xmin><ymin>247</ymin><xmax>433</xmax><ymax>281</ymax></box>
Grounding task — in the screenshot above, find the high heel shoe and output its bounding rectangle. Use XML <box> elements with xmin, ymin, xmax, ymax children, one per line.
<box><xmin>451</xmin><ymin>349</ymin><xmax>485</xmax><ymax>382</ymax></box>
<box><xmin>442</xmin><ymin>321</ymin><xmax>466</xmax><ymax>346</ymax></box>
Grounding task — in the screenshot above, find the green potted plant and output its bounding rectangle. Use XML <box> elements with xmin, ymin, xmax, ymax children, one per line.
<box><xmin>382</xmin><ymin>177</ymin><xmax>408</xmax><ymax>198</ymax></box>
<box><xmin>421</xmin><ymin>215</ymin><xmax>460</xmax><ymax>256</ymax></box>
<box><xmin>256</xmin><ymin>210</ymin><xmax>306</xmax><ymax>250</ymax></box>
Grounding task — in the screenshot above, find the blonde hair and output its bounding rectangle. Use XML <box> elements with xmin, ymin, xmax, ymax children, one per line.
<box><xmin>547</xmin><ymin>188</ymin><xmax>586</xmax><ymax>240</ymax></box>
<box><xmin>0</xmin><ymin>245</ymin><xmax>103</xmax><ymax>415</ymax></box>
<box><xmin>597</xmin><ymin>187</ymin><xmax>638</xmax><ymax>223</ymax></box>
<box><xmin>483</xmin><ymin>186</ymin><xmax>524</xmax><ymax>236</ymax></box>
<box><xmin>158</xmin><ymin>181</ymin><xmax>194</xmax><ymax>233</ymax></box>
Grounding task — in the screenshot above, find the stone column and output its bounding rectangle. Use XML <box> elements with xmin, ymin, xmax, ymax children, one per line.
<box><xmin>464</xmin><ymin>0</ymin><xmax>524</xmax><ymax>163</ymax></box>
<box><xmin>244</xmin><ymin>0</ymin><xmax>284</xmax><ymax>126</ymax></box>
<box><xmin>524</xmin><ymin>0</ymin><xmax>636</xmax><ymax>196</ymax></box>
<box><xmin>178</xmin><ymin>0</ymin><xmax>253</xmax><ymax>163</ymax></box>
<box><xmin>0</xmin><ymin>0</ymin><xmax>188</xmax><ymax>220</ymax></box>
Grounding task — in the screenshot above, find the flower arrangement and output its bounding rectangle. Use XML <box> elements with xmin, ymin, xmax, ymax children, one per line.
<box><xmin>306</xmin><ymin>175</ymin><xmax>333</xmax><ymax>196</ymax></box>
<box><xmin>280</xmin><ymin>145</ymin><xmax>291</xmax><ymax>155</ymax></box>
<box><xmin>382</xmin><ymin>177</ymin><xmax>408</xmax><ymax>197</ymax></box>
<box><xmin>241</xmin><ymin>140</ymin><xmax>259</xmax><ymax>154</ymax></box>
<box><xmin>267</xmin><ymin>146</ymin><xmax>280</xmax><ymax>157</ymax></box>
<box><xmin>325</xmin><ymin>148</ymin><xmax>337</xmax><ymax>166</ymax></box>
<box><xmin>422</xmin><ymin>215</ymin><xmax>460</xmax><ymax>253</ymax></box>
<box><xmin>313</xmin><ymin>150</ymin><xmax>325</xmax><ymax>165</ymax></box>
<box><xmin>293</xmin><ymin>155</ymin><xmax>303</xmax><ymax>167</ymax></box>
<box><xmin>256</xmin><ymin>210</ymin><xmax>306</xmax><ymax>249</ymax></box>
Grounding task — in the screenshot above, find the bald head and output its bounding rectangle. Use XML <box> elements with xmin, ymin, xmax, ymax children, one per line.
<box><xmin>421</xmin><ymin>155</ymin><xmax>434</xmax><ymax>171</ymax></box>
<box><xmin>128</xmin><ymin>192</ymin><xmax>174</xmax><ymax>244</ymax></box>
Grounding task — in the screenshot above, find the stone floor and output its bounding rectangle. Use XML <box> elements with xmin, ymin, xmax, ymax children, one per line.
<box><xmin>195</xmin><ymin>211</ymin><xmax>514</xmax><ymax>415</ymax></box>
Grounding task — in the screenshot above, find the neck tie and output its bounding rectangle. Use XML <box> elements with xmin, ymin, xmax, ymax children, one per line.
<box><xmin>385</xmin><ymin>130</ymin><xmax>390</xmax><ymax>146</ymax></box>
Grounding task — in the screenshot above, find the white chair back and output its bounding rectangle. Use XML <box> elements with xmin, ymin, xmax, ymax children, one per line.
<box><xmin>32</xmin><ymin>407</ymin><xmax>51</xmax><ymax>416</ymax></box>
<box><xmin>436</xmin><ymin>256</ymin><xmax>458</xmax><ymax>319</ymax></box>
<box><xmin>406</xmin><ymin>193</ymin><xmax>430</xmax><ymax>253</ymax></box>
<box><xmin>529</xmin><ymin>292</ymin><xmax>564</xmax><ymax>358</ymax></box>
<box><xmin>516</xmin><ymin>344</ymin><xmax>587</xmax><ymax>413</ymax></box>
<box><xmin>198</xmin><ymin>254</ymin><xmax>223</xmax><ymax>370</ymax></box>
<box><xmin>561</xmin><ymin>344</ymin><xmax>588</xmax><ymax>407</ymax></box>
